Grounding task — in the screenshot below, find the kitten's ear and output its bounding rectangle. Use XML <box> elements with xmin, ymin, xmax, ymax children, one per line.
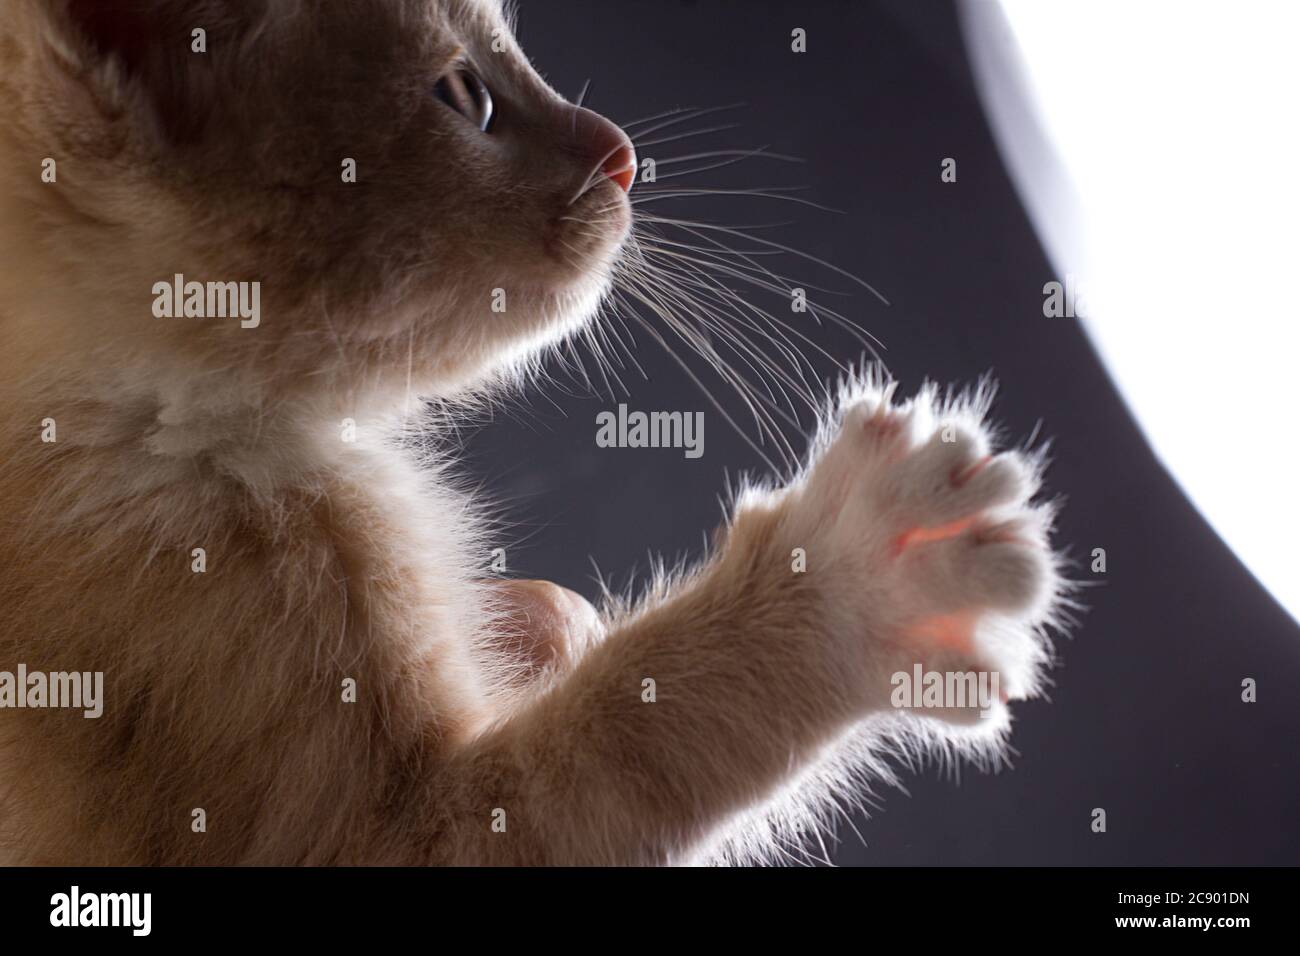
<box><xmin>52</xmin><ymin>0</ymin><xmax>222</xmax><ymax>144</ymax></box>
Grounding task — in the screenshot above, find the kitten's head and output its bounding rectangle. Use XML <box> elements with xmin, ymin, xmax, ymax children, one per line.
<box><xmin>0</xmin><ymin>0</ymin><xmax>636</xmax><ymax>410</ymax></box>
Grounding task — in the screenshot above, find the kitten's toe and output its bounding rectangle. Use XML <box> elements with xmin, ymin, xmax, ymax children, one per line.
<box><xmin>485</xmin><ymin>580</ymin><xmax>603</xmax><ymax>679</ymax></box>
<box><xmin>898</xmin><ymin>517</ymin><xmax>1053</xmax><ymax>617</ymax></box>
<box><xmin>894</xmin><ymin>441</ymin><xmax>1035</xmax><ymax>531</ymax></box>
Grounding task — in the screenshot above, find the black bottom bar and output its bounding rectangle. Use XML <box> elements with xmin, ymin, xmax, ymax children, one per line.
<box><xmin>0</xmin><ymin>866</ymin><xmax>1282</xmax><ymax>941</ymax></box>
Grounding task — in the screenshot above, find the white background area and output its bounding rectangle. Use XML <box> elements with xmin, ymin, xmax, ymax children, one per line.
<box><xmin>962</xmin><ymin>0</ymin><xmax>1299</xmax><ymax>621</ymax></box>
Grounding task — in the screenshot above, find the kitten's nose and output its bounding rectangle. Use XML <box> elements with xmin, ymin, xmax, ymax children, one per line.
<box><xmin>602</xmin><ymin>143</ymin><xmax>637</xmax><ymax>193</ymax></box>
<box><xmin>572</xmin><ymin>107</ymin><xmax>636</xmax><ymax>194</ymax></box>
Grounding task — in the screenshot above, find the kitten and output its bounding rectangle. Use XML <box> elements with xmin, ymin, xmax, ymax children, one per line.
<box><xmin>0</xmin><ymin>0</ymin><xmax>1064</xmax><ymax>865</ymax></box>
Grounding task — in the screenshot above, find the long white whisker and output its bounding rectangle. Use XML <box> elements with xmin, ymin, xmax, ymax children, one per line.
<box><xmin>621</xmin><ymin>103</ymin><xmax>745</xmax><ymax>139</ymax></box>
<box><xmin>633</xmin><ymin>123</ymin><xmax>742</xmax><ymax>150</ymax></box>
<box><xmin>637</xmin><ymin>213</ymin><xmax>891</xmax><ymax>305</ymax></box>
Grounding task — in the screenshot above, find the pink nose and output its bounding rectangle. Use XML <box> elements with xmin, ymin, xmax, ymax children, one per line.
<box><xmin>602</xmin><ymin>142</ymin><xmax>637</xmax><ymax>193</ymax></box>
<box><xmin>572</xmin><ymin>107</ymin><xmax>636</xmax><ymax>194</ymax></box>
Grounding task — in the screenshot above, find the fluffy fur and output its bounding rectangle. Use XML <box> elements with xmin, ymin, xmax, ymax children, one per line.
<box><xmin>0</xmin><ymin>0</ymin><xmax>1066</xmax><ymax>865</ymax></box>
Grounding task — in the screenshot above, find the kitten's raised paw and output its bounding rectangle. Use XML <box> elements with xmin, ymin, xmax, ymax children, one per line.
<box><xmin>790</xmin><ymin>378</ymin><xmax>1063</xmax><ymax>727</ymax></box>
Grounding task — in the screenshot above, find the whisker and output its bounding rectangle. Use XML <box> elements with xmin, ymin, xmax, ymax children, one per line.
<box><xmin>621</xmin><ymin>295</ymin><xmax>786</xmax><ymax>474</ymax></box>
<box><xmin>637</xmin><ymin>213</ymin><xmax>890</xmax><ymax>305</ymax></box>
<box><xmin>617</xmin><ymin>105</ymin><xmax>709</xmax><ymax>130</ymax></box>
<box><xmin>630</xmin><ymin>251</ymin><xmax>830</xmax><ymax>424</ymax></box>
<box><xmin>549</xmin><ymin>108</ymin><xmax>893</xmax><ymax>479</ymax></box>
<box><xmin>634</xmin><ymin>216</ymin><xmax>885</xmax><ymax>355</ymax></box>
<box><xmin>621</xmin><ymin>103</ymin><xmax>745</xmax><ymax>138</ymax></box>
<box><xmin>638</xmin><ymin>242</ymin><xmax>851</xmax><ymax>372</ymax></box>
<box><xmin>633</xmin><ymin>123</ymin><xmax>742</xmax><ymax>150</ymax></box>
<box><xmin>616</xmin><ymin>250</ymin><xmax>803</xmax><ymax>464</ymax></box>
<box><xmin>652</xmin><ymin>148</ymin><xmax>804</xmax><ymax>167</ymax></box>
<box><xmin>633</xmin><ymin>186</ymin><xmax>844</xmax><ymax>215</ymax></box>
<box><xmin>647</xmin><ymin>147</ymin><xmax>805</xmax><ymax>183</ymax></box>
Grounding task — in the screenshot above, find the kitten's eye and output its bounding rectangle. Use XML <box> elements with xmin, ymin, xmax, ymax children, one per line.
<box><xmin>434</xmin><ymin>68</ymin><xmax>494</xmax><ymax>132</ymax></box>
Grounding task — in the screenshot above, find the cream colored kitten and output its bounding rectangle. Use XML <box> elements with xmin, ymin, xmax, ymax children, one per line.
<box><xmin>0</xmin><ymin>0</ymin><xmax>1064</xmax><ymax>865</ymax></box>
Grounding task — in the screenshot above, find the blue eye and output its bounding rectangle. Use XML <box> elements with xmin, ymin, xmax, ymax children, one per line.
<box><xmin>434</xmin><ymin>67</ymin><xmax>494</xmax><ymax>132</ymax></box>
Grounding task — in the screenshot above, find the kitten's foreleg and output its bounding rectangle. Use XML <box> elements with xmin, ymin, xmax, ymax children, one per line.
<box><xmin>423</xmin><ymin>379</ymin><xmax>1062</xmax><ymax>865</ymax></box>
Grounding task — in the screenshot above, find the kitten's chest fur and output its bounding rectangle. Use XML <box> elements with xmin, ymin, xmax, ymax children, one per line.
<box><xmin>0</xmin><ymin>410</ymin><xmax>492</xmax><ymax>862</ymax></box>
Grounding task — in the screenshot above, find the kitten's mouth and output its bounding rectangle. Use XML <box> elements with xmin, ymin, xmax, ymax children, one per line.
<box><xmin>546</xmin><ymin>183</ymin><xmax>633</xmax><ymax>271</ymax></box>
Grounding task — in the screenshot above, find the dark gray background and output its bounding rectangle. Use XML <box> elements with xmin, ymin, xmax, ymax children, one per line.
<box><xmin>460</xmin><ymin>0</ymin><xmax>1300</xmax><ymax>864</ymax></box>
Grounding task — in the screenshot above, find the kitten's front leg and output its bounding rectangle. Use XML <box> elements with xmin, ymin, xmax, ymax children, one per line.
<box><xmin>425</xmin><ymin>379</ymin><xmax>1062</xmax><ymax>865</ymax></box>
